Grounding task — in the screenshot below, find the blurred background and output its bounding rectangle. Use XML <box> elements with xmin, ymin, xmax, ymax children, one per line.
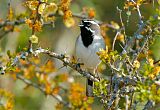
<box><xmin>0</xmin><ymin>0</ymin><xmax>159</xmax><ymax>110</ymax></box>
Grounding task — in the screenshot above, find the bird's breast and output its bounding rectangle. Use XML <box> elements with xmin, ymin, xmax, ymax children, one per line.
<box><xmin>76</xmin><ymin>35</ymin><xmax>105</xmax><ymax>68</ymax></box>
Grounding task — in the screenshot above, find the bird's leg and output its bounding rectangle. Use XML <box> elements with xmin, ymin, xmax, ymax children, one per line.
<box><xmin>94</xmin><ymin>66</ymin><xmax>100</xmax><ymax>80</ymax></box>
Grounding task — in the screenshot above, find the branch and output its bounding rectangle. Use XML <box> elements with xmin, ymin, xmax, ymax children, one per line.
<box><xmin>0</xmin><ymin>47</ymin><xmax>99</xmax><ymax>82</ymax></box>
<box><xmin>0</xmin><ymin>47</ymin><xmax>99</xmax><ymax>107</ymax></box>
<box><xmin>132</xmin><ymin>35</ymin><xmax>149</xmax><ymax>62</ymax></box>
<box><xmin>122</xmin><ymin>0</ymin><xmax>145</xmax><ymax>55</ymax></box>
<box><xmin>72</xmin><ymin>13</ymin><xmax>118</xmax><ymax>30</ymax></box>
<box><xmin>0</xmin><ymin>19</ymin><xmax>25</xmax><ymax>29</ymax></box>
<box><xmin>130</xmin><ymin>0</ymin><xmax>143</xmax><ymax>24</ymax></box>
<box><xmin>154</xmin><ymin>59</ymin><xmax>160</xmax><ymax>65</ymax></box>
<box><xmin>0</xmin><ymin>13</ymin><xmax>117</xmax><ymax>30</ymax></box>
<box><xmin>143</xmin><ymin>100</ymin><xmax>153</xmax><ymax>110</ymax></box>
<box><xmin>107</xmin><ymin>74</ymin><xmax>136</xmax><ymax>109</ymax></box>
<box><xmin>122</xmin><ymin>24</ymin><xmax>146</xmax><ymax>55</ymax></box>
<box><xmin>112</xmin><ymin>7</ymin><xmax>125</xmax><ymax>51</ymax></box>
<box><xmin>112</xmin><ymin>31</ymin><xmax>121</xmax><ymax>51</ymax></box>
<box><xmin>34</xmin><ymin>48</ymin><xmax>99</xmax><ymax>82</ymax></box>
<box><xmin>16</xmin><ymin>74</ymin><xmax>69</xmax><ymax>107</ymax></box>
<box><xmin>0</xmin><ymin>12</ymin><xmax>119</xmax><ymax>39</ymax></box>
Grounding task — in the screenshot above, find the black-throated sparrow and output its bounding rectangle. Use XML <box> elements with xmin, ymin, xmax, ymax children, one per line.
<box><xmin>75</xmin><ymin>19</ymin><xmax>106</xmax><ymax>96</ymax></box>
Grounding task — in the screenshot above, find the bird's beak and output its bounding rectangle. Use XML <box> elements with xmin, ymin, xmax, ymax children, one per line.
<box><xmin>78</xmin><ymin>24</ymin><xmax>84</xmax><ymax>27</ymax></box>
<box><xmin>79</xmin><ymin>20</ymin><xmax>85</xmax><ymax>27</ymax></box>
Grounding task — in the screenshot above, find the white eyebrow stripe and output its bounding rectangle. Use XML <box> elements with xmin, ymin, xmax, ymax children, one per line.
<box><xmin>83</xmin><ymin>20</ymin><xmax>98</xmax><ymax>25</ymax></box>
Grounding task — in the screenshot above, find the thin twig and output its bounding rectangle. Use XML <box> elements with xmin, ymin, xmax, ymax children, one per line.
<box><xmin>143</xmin><ymin>100</ymin><xmax>153</xmax><ymax>110</ymax></box>
<box><xmin>122</xmin><ymin>0</ymin><xmax>145</xmax><ymax>55</ymax></box>
<box><xmin>117</xmin><ymin>7</ymin><xmax>124</xmax><ymax>27</ymax></box>
<box><xmin>0</xmin><ymin>19</ymin><xmax>25</xmax><ymax>29</ymax></box>
<box><xmin>130</xmin><ymin>0</ymin><xmax>143</xmax><ymax>24</ymax></box>
<box><xmin>0</xmin><ymin>47</ymin><xmax>99</xmax><ymax>82</ymax></box>
<box><xmin>34</xmin><ymin>48</ymin><xmax>99</xmax><ymax>82</ymax></box>
<box><xmin>112</xmin><ymin>31</ymin><xmax>120</xmax><ymax>51</ymax></box>
<box><xmin>117</xmin><ymin>6</ymin><xmax>126</xmax><ymax>43</ymax></box>
<box><xmin>129</xmin><ymin>92</ymin><xmax>134</xmax><ymax>109</ymax></box>
<box><xmin>16</xmin><ymin>74</ymin><xmax>70</xmax><ymax>107</ymax></box>
<box><xmin>0</xmin><ymin>19</ymin><xmax>25</xmax><ymax>40</ymax></box>
<box><xmin>153</xmin><ymin>59</ymin><xmax>160</xmax><ymax>64</ymax></box>
<box><xmin>132</xmin><ymin>33</ymin><xmax>151</xmax><ymax>63</ymax></box>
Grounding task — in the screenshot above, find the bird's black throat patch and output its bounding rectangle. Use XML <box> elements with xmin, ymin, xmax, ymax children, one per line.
<box><xmin>80</xmin><ymin>27</ymin><xmax>93</xmax><ymax>47</ymax></box>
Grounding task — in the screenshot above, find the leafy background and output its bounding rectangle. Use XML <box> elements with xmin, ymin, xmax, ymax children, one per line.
<box><xmin>0</xmin><ymin>0</ymin><xmax>160</xmax><ymax>110</ymax></box>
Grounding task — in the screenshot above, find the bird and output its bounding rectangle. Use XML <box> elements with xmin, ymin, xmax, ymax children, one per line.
<box><xmin>75</xmin><ymin>19</ymin><xmax>106</xmax><ymax>97</ymax></box>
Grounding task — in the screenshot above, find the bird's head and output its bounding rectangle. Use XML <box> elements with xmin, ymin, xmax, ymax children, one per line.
<box><xmin>79</xmin><ymin>19</ymin><xmax>100</xmax><ymax>35</ymax></box>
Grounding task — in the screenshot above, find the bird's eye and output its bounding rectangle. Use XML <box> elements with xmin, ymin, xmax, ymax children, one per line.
<box><xmin>85</xmin><ymin>22</ymin><xmax>91</xmax><ymax>27</ymax></box>
<box><xmin>88</xmin><ymin>23</ymin><xmax>91</xmax><ymax>26</ymax></box>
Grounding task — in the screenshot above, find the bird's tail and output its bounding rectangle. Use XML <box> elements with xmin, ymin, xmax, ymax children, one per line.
<box><xmin>86</xmin><ymin>79</ymin><xmax>94</xmax><ymax>97</ymax></box>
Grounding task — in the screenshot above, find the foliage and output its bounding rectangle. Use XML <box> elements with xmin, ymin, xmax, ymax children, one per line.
<box><xmin>0</xmin><ymin>89</ymin><xmax>14</xmax><ymax>110</ymax></box>
<box><xmin>0</xmin><ymin>0</ymin><xmax>160</xmax><ymax>110</ymax></box>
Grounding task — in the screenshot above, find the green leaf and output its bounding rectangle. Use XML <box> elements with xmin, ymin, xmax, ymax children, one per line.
<box><xmin>7</xmin><ymin>50</ymin><xmax>12</xmax><ymax>58</ymax></box>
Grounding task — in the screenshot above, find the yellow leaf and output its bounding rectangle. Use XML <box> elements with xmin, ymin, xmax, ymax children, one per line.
<box><xmin>29</xmin><ymin>35</ymin><xmax>38</xmax><ymax>44</ymax></box>
<box><xmin>117</xmin><ymin>33</ymin><xmax>125</xmax><ymax>43</ymax></box>
<box><xmin>38</xmin><ymin>3</ymin><xmax>46</xmax><ymax>15</ymax></box>
<box><xmin>88</xmin><ymin>8</ymin><xmax>95</xmax><ymax>19</ymax></box>
<box><xmin>148</xmin><ymin>58</ymin><xmax>154</xmax><ymax>67</ymax></box>
<box><xmin>43</xmin><ymin>3</ymin><xmax>58</xmax><ymax>16</ymax></box>
<box><xmin>58</xmin><ymin>9</ymin><xmax>64</xmax><ymax>16</ymax></box>
<box><xmin>97</xmin><ymin>47</ymin><xmax>108</xmax><ymax>61</ymax></box>
<box><xmin>45</xmin><ymin>83</ymin><xmax>52</xmax><ymax>95</ymax></box>
<box><xmin>52</xmin><ymin>87</ymin><xmax>60</xmax><ymax>95</ymax></box>
<box><xmin>133</xmin><ymin>60</ymin><xmax>140</xmax><ymax>69</ymax></box>
<box><xmin>64</xmin><ymin>17</ymin><xmax>75</xmax><ymax>28</ymax></box>
<box><xmin>33</xmin><ymin>20</ymin><xmax>42</xmax><ymax>32</ymax></box>
<box><xmin>63</xmin><ymin>10</ymin><xmax>72</xmax><ymax>19</ymax></box>
<box><xmin>41</xmin><ymin>0</ymin><xmax>48</xmax><ymax>2</ymax></box>
<box><xmin>110</xmin><ymin>21</ymin><xmax>120</xmax><ymax>30</ymax></box>
<box><xmin>26</xmin><ymin>1</ymin><xmax>39</xmax><ymax>10</ymax></box>
<box><xmin>5</xmin><ymin>101</ymin><xmax>13</xmax><ymax>110</ymax></box>
<box><xmin>55</xmin><ymin>103</ymin><xmax>63</xmax><ymax>110</ymax></box>
<box><xmin>7</xmin><ymin>5</ymin><xmax>14</xmax><ymax>21</ymax></box>
<box><xmin>48</xmin><ymin>3</ymin><xmax>58</xmax><ymax>14</ymax></box>
<box><xmin>13</xmin><ymin>27</ymin><xmax>21</xmax><ymax>32</ymax></box>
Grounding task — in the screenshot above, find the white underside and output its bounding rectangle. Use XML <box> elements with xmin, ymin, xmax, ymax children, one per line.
<box><xmin>75</xmin><ymin>35</ymin><xmax>105</xmax><ymax>69</ymax></box>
